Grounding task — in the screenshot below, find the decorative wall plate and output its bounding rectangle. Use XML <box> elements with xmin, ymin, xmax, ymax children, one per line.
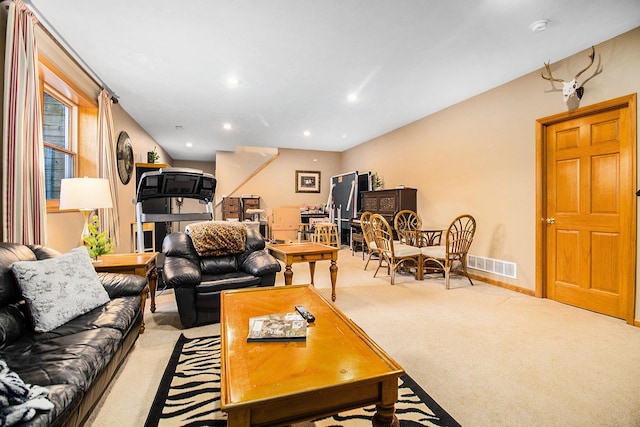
<box><xmin>116</xmin><ymin>131</ymin><xmax>134</xmax><ymax>185</ymax></box>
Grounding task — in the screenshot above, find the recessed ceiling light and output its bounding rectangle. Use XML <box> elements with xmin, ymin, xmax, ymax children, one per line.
<box><xmin>186</xmin><ymin>142</ymin><xmax>193</xmax><ymax>148</ymax></box>
<box><xmin>223</xmin><ymin>123</ymin><xmax>232</xmax><ymax>130</ymax></box>
<box><xmin>529</xmin><ymin>19</ymin><xmax>549</xmax><ymax>32</ymax></box>
<box><xmin>303</xmin><ymin>130</ymin><xmax>311</xmax><ymax>137</ymax></box>
<box><xmin>347</xmin><ymin>93</ymin><xmax>358</xmax><ymax>102</ymax></box>
<box><xmin>226</xmin><ymin>77</ymin><xmax>241</xmax><ymax>88</ymax></box>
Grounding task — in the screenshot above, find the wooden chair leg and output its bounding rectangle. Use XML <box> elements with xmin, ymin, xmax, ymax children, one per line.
<box><xmin>364</xmin><ymin>254</ymin><xmax>372</xmax><ymax>270</ymax></box>
<box><xmin>374</xmin><ymin>256</ymin><xmax>384</xmax><ymax>278</ymax></box>
<box><xmin>461</xmin><ymin>262</ymin><xmax>474</xmax><ymax>286</ymax></box>
<box><xmin>416</xmin><ymin>255</ymin><xmax>423</xmax><ymax>281</ymax></box>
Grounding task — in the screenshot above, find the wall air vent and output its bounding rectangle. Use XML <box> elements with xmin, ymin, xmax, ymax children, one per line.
<box><xmin>467</xmin><ymin>255</ymin><xmax>517</xmax><ymax>279</ymax></box>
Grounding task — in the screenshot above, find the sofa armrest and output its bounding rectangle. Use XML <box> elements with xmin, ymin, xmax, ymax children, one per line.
<box><xmin>163</xmin><ymin>257</ymin><xmax>202</xmax><ymax>288</ymax></box>
<box><xmin>98</xmin><ymin>272</ymin><xmax>147</xmax><ymax>299</ymax></box>
<box><xmin>241</xmin><ymin>251</ymin><xmax>282</xmax><ymax>277</ymax></box>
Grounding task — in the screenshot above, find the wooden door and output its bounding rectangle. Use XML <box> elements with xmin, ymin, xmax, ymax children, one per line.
<box><xmin>537</xmin><ymin>95</ymin><xmax>636</xmax><ymax>322</ymax></box>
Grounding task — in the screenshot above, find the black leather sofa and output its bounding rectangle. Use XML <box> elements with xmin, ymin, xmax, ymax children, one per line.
<box><xmin>0</xmin><ymin>243</ymin><xmax>145</xmax><ymax>427</ymax></box>
<box><xmin>160</xmin><ymin>225</ymin><xmax>282</xmax><ymax>328</ymax></box>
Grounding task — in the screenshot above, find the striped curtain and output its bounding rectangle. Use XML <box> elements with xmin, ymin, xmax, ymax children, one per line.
<box><xmin>97</xmin><ymin>89</ymin><xmax>120</xmax><ymax>246</ymax></box>
<box><xmin>1</xmin><ymin>0</ymin><xmax>46</xmax><ymax>244</ymax></box>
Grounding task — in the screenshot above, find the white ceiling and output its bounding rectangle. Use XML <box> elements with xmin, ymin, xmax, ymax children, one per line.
<box><xmin>27</xmin><ymin>0</ymin><xmax>640</xmax><ymax>162</ymax></box>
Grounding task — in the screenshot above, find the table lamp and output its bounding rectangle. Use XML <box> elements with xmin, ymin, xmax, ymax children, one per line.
<box><xmin>59</xmin><ymin>177</ymin><xmax>113</xmax><ymax>243</ymax></box>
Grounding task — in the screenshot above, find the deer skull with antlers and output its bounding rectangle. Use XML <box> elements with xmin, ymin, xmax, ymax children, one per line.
<box><xmin>541</xmin><ymin>46</ymin><xmax>602</xmax><ymax>103</ymax></box>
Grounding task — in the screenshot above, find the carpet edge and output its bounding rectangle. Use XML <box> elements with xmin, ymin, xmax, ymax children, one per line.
<box><xmin>143</xmin><ymin>333</ymin><xmax>189</xmax><ymax>427</ymax></box>
<box><xmin>399</xmin><ymin>374</ymin><xmax>462</xmax><ymax>427</ymax></box>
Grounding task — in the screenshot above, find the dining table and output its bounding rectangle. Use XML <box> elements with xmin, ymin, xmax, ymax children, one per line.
<box><xmin>398</xmin><ymin>226</ymin><xmax>445</xmax><ymax>247</ymax></box>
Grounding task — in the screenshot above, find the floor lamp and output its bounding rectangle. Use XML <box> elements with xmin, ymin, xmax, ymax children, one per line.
<box><xmin>59</xmin><ymin>177</ymin><xmax>113</xmax><ymax>244</ymax></box>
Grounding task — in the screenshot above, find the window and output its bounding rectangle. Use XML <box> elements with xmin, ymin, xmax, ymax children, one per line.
<box><xmin>39</xmin><ymin>57</ymin><xmax>98</xmax><ymax>212</ymax></box>
<box><xmin>43</xmin><ymin>91</ymin><xmax>75</xmax><ymax>200</ymax></box>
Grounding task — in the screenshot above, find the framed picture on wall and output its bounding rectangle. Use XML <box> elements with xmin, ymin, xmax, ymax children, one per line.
<box><xmin>295</xmin><ymin>170</ymin><xmax>321</xmax><ymax>193</ymax></box>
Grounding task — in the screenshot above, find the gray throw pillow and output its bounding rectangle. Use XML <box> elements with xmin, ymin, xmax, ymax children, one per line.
<box><xmin>11</xmin><ymin>246</ymin><xmax>110</xmax><ymax>332</ymax></box>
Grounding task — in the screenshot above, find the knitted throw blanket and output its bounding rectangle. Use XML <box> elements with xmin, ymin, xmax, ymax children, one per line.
<box><xmin>0</xmin><ymin>359</ymin><xmax>53</xmax><ymax>426</ymax></box>
<box><xmin>185</xmin><ymin>221</ymin><xmax>247</xmax><ymax>256</ymax></box>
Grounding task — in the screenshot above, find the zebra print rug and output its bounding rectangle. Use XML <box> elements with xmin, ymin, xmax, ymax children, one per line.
<box><xmin>144</xmin><ymin>335</ymin><xmax>460</xmax><ymax>427</ymax></box>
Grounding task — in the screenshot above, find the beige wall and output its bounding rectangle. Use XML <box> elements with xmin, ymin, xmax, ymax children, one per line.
<box><xmin>215</xmin><ymin>148</ymin><xmax>343</xmax><ymax>221</ymax></box>
<box><xmin>341</xmin><ymin>26</ymin><xmax>640</xmax><ymax>315</ymax></box>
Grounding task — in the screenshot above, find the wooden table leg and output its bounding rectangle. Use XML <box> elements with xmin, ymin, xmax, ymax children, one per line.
<box><xmin>372</xmin><ymin>406</ymin><xmax>399</xmax><ymax>427</ymax></box>
<box><xmin>147</xmin><ymin>264</ymin><xmax>158</xmax><ymax>313</ymax></box>
<box><xmin>309</xmin><ymin>261</ymin><xmax>316</xmax><ymax>285</ymax></box>
<box><xmin>139</xmin><ymin>284</ymin><xmax>149</xmax><ymax>334</ymax></box>
<box><xmin>226</xmin><ymin>408</ymin><xmax>251</xmax><ymax>427</ymax></box>
<box><xmin>329</xmin><ymin>259</ymin><xmax>338</xmax><ymax>301</ymax></box>
<box><xmin>284</xmin><ymin>263</ymin><xmax>293</xmax><ymax>286</ymax></box>
<box><xmin>372</xmin><ymin>379</ymin><xmax>399</xmax><ymax>427</ymax></box>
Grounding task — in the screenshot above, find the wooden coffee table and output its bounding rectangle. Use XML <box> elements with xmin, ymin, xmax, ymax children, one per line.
<box><xmin>220</xmin><ymin>285</ymin><xmax>404</xmax><ymax>427</ymax></box>
<box><xmin>267</xmin><ymin>242</ymin><xmax>339</xmax><ymax>301</ymax></box>
<box><xmin>93</xmin><ymin>252</ymin><xmax>158</xmax><ymax>333</ymax></box>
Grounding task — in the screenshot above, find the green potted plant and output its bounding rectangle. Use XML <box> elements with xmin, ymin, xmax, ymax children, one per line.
<box><xmin>83</xmin><ymin>215</ymin><xmax>113</xmax><ymax>262</ymax></box>
<box><xmin>147</xmin><ymin>146</ymin><xmax>160</xmax><ymax>163</ymax></box>
<box><xmin>371</xmin><ymin>172</ymin><xmax>384</xmax><ymax>190</ymax></box>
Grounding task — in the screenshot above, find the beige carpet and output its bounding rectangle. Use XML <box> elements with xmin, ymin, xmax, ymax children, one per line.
<box><xmin>86</xmin><ymin>247</ymin><xmax>640</xmax><ymax>427</ymax></box>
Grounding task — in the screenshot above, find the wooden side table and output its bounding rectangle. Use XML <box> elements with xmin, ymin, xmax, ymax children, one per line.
<box><xmin>267</xmin><ymin>242</ymin><xmax>339</xmax><ymax>301</ymax></box>
<box><xmin>94</xmin><ymin>252</ymin><xmax>158</xmax><ymax>333</ymax></box>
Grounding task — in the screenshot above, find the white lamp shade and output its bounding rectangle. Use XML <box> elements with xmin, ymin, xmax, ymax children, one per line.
<box><xmin>59</xmin><ymin>178</ymin><xmax>113</xmax><ymax>210</ymax></box>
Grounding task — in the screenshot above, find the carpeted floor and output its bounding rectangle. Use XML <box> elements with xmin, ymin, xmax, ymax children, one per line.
<box><xmin>144</xmin><ymin>334</ymin><xmax>460</xmax><ymax>427</ymax></box>
<box><xmin>86</xmin><ymin>247</ymin><xmax>640</xmax><ymax>426</ymax></box>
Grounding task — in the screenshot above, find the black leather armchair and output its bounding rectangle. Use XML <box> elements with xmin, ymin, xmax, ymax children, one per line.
<box><xmin>160</xmin><ymin>226</ymin><xmax>281</xmax><ymax>328</ymax></box>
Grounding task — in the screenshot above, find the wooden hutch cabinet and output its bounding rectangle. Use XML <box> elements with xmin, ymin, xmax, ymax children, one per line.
<box><xmin>361</xmin><ymin>188</ymin><xmax>417</xmax><ymax>226</ymax></box>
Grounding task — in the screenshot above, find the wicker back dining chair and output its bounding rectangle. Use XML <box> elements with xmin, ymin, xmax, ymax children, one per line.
<box><xmin>371</xmin><ymin>214</ymin><xmax>423</xmax><ymax>285</ymax></box>
<box><xmin>360</xmin><ymin>211</ymin><xmax>378</xmax><ymax>270</ymax></box>
<box><xmin>421</xmin><ymin>214</ymin><xmax>476</xmax><ymax>289</ymax></box>
<box><xmin>394</xmin><ymin>209</ymin><xmax>422</xmax><ymax>245</ymax></box>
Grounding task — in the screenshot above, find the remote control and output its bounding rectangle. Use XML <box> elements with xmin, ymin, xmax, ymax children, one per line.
<box><xmin>295</xmin><ymin>305</ymin><xmax>316</xmax><ymax>323</ymax></box>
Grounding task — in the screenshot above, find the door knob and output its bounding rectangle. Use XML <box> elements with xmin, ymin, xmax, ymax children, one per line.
<box><xmin>546</xmin><ymin>217</ymin><xmax>556</xmax><ymax>224</ymax></box>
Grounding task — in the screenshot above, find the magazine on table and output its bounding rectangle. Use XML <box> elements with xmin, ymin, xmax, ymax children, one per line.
<box><xmin>247</xmin><ymin>312</ymin><xmax>307</xmax><ymax>342</ymax></box>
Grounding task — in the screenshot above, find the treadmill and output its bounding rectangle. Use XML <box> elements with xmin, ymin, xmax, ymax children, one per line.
<box><xmin>134</xmin><ymin>167</ymin><xmax>217</xmax><ymax>253</ymax></box>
